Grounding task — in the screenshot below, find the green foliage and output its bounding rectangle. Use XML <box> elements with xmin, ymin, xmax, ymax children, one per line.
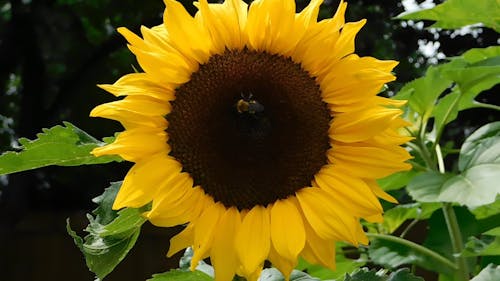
<box><xmin>0</xmin><ymin>122</ymin><xmax>121</xmax><ymax>175</ymax></box>
<box><xmin>394</xmin><ymin>46</ymin><xmax>500</xmax><ymax>139</ymax></box>
<box><xmin>397</xmin><ymin>0</ymin><xmax>500</xmax><ymax>32</ymax></box>
<box><xmin>377</xmin><ymin>170</ymin><xmax>420</xmax><ymax>191</ymax></box>
<box><xmin>367</xmin><ymin>234</ymin><xmax>456</xmax><ymax>276</ymax></box>
<box><xmin>381</xmin><ymin>203</ymin><xmax>441</xmax><ymax>233</ymax></box>
<box><xmin>147</xmin><ymin>270</ymin><xmax>213</xmax><ymax>281</ymax></box>
<box><xmin>67</xmin><ymin>182</ymin><xmax>147</xmax><ymax>280</ymax></box>
<box><xmin>407</xmin><ymin>122</ymin><xmax>500</xmax><ymax>208</ymax></box>
<box><xmin>342</xmin><ymin>268</ymin><xmax>423</xmax><ymax>281</ymax></box>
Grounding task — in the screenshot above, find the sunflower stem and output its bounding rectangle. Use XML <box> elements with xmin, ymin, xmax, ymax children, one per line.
<box><xmin>366</xmin><ymin>233</ymin><xmax>457</xmax><ymax>271</ymax></box>
<box><xmin>435</xmin><ymin>144</ymin><xmax>469</xmax><ymax>281</ymax></box>
<box><xmin>441</xmin><ymin>203</ymin><xmax>469</xmax><ymax>281</ymax></box>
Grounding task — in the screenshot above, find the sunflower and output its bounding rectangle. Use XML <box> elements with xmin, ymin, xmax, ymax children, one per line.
<box><xmin>90</xmin><ymin>0</ymin><xmax>412</xmax><ymax>280</ymax></box>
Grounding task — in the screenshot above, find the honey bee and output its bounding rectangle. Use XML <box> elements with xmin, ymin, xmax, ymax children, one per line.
<box><xmin>236</xmin><ymin>92</ymin><xmax>264</xmax><ymax>114</ymax></box>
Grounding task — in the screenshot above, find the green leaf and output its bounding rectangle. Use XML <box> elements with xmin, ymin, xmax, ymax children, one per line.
<box><xmin>431</xmin><ymin>50</ymin><xmax>500</xmax><ymax>131</ymax></box>
<box><xmin>407</xmin><ymin>171</ymin><xmax>450</xmax><ymax>203</ymax></box>
<box><xmin>342</xmin><ymin>268</ymin><xmax>424</xmax><ymax>281</ymax></box>
<box><xmin>471</xmin><ymin>197</ymin><xmax>500</xmax><ymax>219</ymax></box>
<box><xmin>438</xmin><ymin>164</ymin><xmax>500</xmax><ymax>207</ymax></box>
<box><xmin>367</xmin><ymin>234</ymin><xmax>456</xmax><ymax>276</ymax></box>
<box><xmin>382</xmin><ymin>203</ymin><xmax>441</xmax><ymax>233</ymax></box>
<box><xmin>0</xmin><ymin>122</ymin><xmax>122</xmax><ymax>175</ymax></box>
<box><xmin>437</xmin><ymin>122</ymin><xmax>500</xmax><ymax>207</ymax></box>
<box><xmin>443</xmin><ymin>60</ymin><xmax>500</xmax><ymax>111</ymax></box>
<box><xmin>432</xmin><ymin>89</ymin><xmax>460</xmax><ymax>134</ymax></box>
<box><xmin>459</xmin><ymin>122</ymin><xmax>500</xmax><ymax>171</ymax></box>
<box><xmin>396</xmin><ymin>66</ymin><xmax>454</xmax><ymax>119</ymax></box>
<box><xmin>485</xmin><ymin>227</ymin><xmax>500</xmax><ymax>236</ymax></box>
<box><xmin>92</xmin><ymin>181</ymin><xmax>121</xmax><ymax>225</ymax></box>
<box><xmin>386</xmin><ymin>269</ymin><xmax>424</xmax><ymax>281</ymax></box>
<box><xmin>67</xmin><ymin>182</ymin><xmax>146</xmax><ymax>280</ymax></box>
<box><xmin>470</xmin><ymin>264</ymin><xmax>500</xmax><ymax>281</ymax></box>
<box><xmin>408</xmin><ymin>122</ymin><xmax>500</xmax><ymax>207</ymax></box>
<box><xmin>396</xmin><ymin>0</ymin><xmax>500</xmax><ymax>32</ymax></box>
<box><xmin>463</xmin><ymin>47</ymin><xmax>500</xmax><ymax>64</ymax></box>
<box><xmin>377</xmin><ymin>170</ymin><xmax>420</xmax><ymax>191</ymax></box>
<box><xmin>342</xmin><ymin>268</ymin><xmax>381</xmax><ymax>281</ymax></box>
<box><xmin>147</xmin><ymin>270</ymin><xmax>213</xmax><ymax>281</ymax></box>
<box><xmin>258</xmin><ymin>268</ymin><xmax>320</xmax><ymax>281</ymax></box>
<box><xmin>462</xmin><ymin>236</ymin><xmax>500</xmax><ymax>257</ymax></box>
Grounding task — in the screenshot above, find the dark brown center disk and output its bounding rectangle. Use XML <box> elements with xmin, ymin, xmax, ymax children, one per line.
<box><xmin>167</xmin><ymin>49</ymin><xmax>330</xmax><ymax>210</ymax></box>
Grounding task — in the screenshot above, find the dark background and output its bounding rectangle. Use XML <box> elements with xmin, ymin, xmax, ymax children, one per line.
<box><xmin>0</xmin><ymin>0</ymin><xmax>497</xmax><ymax>280</ymax></box>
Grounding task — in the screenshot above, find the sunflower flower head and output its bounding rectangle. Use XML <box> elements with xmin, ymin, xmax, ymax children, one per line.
<box><xmin>90</xmin><ymin>0</ymin><xmax>412</xmax><ymax>280</ymax></box>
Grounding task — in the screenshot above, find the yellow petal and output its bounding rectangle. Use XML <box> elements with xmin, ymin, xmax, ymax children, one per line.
<box><xmin>366</xmin><ymin>179</ymin><xmax>399</xmax><ymax>204</ymax></box>
<box><xmin>90</xmin><ymin>96</ymin><xmax>170</xmax><ymax>118</ymax></box>
<box><xmin>327</xmin><ymin>145</ymin><xmax>412</xmax><ymax>179</ymax></box>
<box><xmin>112</xmin><ymin>154</ymin><xmax>181</xmax><ymax>209</ymax></box>
<box><xmin>167</xmin><ymin>223</ymin><xmax>194</xmax><ymax>257</ymax></box>
<box><xmin>210</xmin><ymin>207</ymin><xmax>241</xmax><ymax>281</ymax></box>
<box><xmin>330</xmin><ymin>19</ymin><xmax>366</xmax><ymax>61</ymax></box>
<box><xmin>98</xmin><ymin>73</ymin><xmax>174</xmax><ymax>101</ymax></box>
<box><xmin>92</xmin><ymin>127</ymin><xmax>168</xmax><ymax>162</ymax></box>
<box><xmin>235</xmin><ymin>205</ymin><xmax>270</xmax><ymax>276</ymax></box>
<box><xmin>191</xmin><ymin>202</ymin><xmax>225</xmax><ymax>271</ymax></box>
<box><xmin>163</xmin><ymin>0</ymin><xmax>213</xmax><ymax>63</ymax></box>
<box><xmin>296</xmin><ymin>187</ymin><xmax>359</xmax><ymax>244</ymax></box>
<box><xmin>270</xmin><ymin>198</ymin><xmax>306</xmax><ymax>262</ymax></box>
<box><xmin>146</xmin><ymin>173</ymin><xmax>196</xmax><ymax>227</ymax></box>
<box><xmin>330</xmin><ymin>106</ymin><xmax>403</xmax><ymax>142</ymax></box>
<box><xmin>300</xmin><ymin>220</ymin><xmax>336</xmax><ymax>270</ymax></box>
<box><xmin>268</xmin><ymin>244</ymin><xmax>295</xmax><ymax>281</ymax></box>
<box><xmin>197</xmin><ymin>0</ymin><xmax>247</xmax><ymax>51</ymax></box>
<box><xmin>314</xmin><ymin>166</ymin><xmax>383</xmax><ymax>216</ymax></box>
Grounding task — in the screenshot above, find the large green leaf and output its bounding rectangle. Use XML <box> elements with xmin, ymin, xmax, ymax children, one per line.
<box><xmin>470</xmin><ymin>264</ymin><xmax>500</xmax><ymax>281</ymax></box>
<box><xmin>444</xmin><ymin>60</ymin><xmax>500</xmax><ymax>111</ymax></box>
<box><xmin>458</xmin><ymin>122</ymin><xmax>500</xmax><ymax>171</ymax></box>
<box><xmin>367</xmin><ymin>234</ymin><xmax>456</xmax><ymax>276</ymax></box>
<box><xmin>67</xmin><ymin>182</ymin><xmax>147</xmax><ymax>280</ymax></box>
<box><xmin>438</xmin><ymin>164</ymin><xmax>500</xmax><ymax>207</ymax></box>
<box><xmin>439</xmin><ymin>122</ymin><xmax>500</xmax><ymax>207</ymax></box>
<box><xmin>396</xmin><ymin>0</ymin><xmax>500</xmax><ymax>32</ymax></box>
<box><xmin>408</xmin><ymin>122</ymin><xmax>500</xmax><ymax>207</ymax></box>
<box><xmin>431</xmin><ymin>48</ymin><xmax>500</xmax><ymax>132</ymax></box>
<box><xmin>0</xmin><ymin>122</ymin><xmax>121</xmax><ymax>175</ymax></box>
<box><xmin>406</xmin><ymin>171</ymin><xmax>450</xmax><ymax>203</ymax></box>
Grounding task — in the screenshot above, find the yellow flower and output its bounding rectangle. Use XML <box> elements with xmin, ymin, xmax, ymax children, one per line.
<box><xmin>90</xmin><ymin>0</ymin><xmax>412</xmax><ymax>280</ymax></box>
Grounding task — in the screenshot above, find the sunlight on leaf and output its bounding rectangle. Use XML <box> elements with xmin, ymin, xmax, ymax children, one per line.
<box><xmin>397</xmin><ymin>0</ymin><xmax>500</xmax><ymax>32</ymax></box>
<box><xmin>470</xmin><ymin>264</ymin><xmax>500</xmax><ymax>281</ymax></box>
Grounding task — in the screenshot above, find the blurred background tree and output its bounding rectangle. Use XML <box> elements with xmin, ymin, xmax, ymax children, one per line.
<box><xmin>0</xmin><ymin>0</ymin><xmax>497</xmax><ymax>280</ymax></box>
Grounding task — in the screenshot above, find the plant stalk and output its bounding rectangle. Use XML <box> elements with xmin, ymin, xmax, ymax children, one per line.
<box><xmin>435</xmin><ymin>144</ymin><xmax>469</xmax><ymax>281</ymax></box>
<box><xmin>367</xmin><ymin>233</ymin><xmax>458</xmax><ymax>271</ymax></box>
<box><xmin>441</xmin><ymin>203</ymin><xmax>469</xmax><ymax>281</ymax></box>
